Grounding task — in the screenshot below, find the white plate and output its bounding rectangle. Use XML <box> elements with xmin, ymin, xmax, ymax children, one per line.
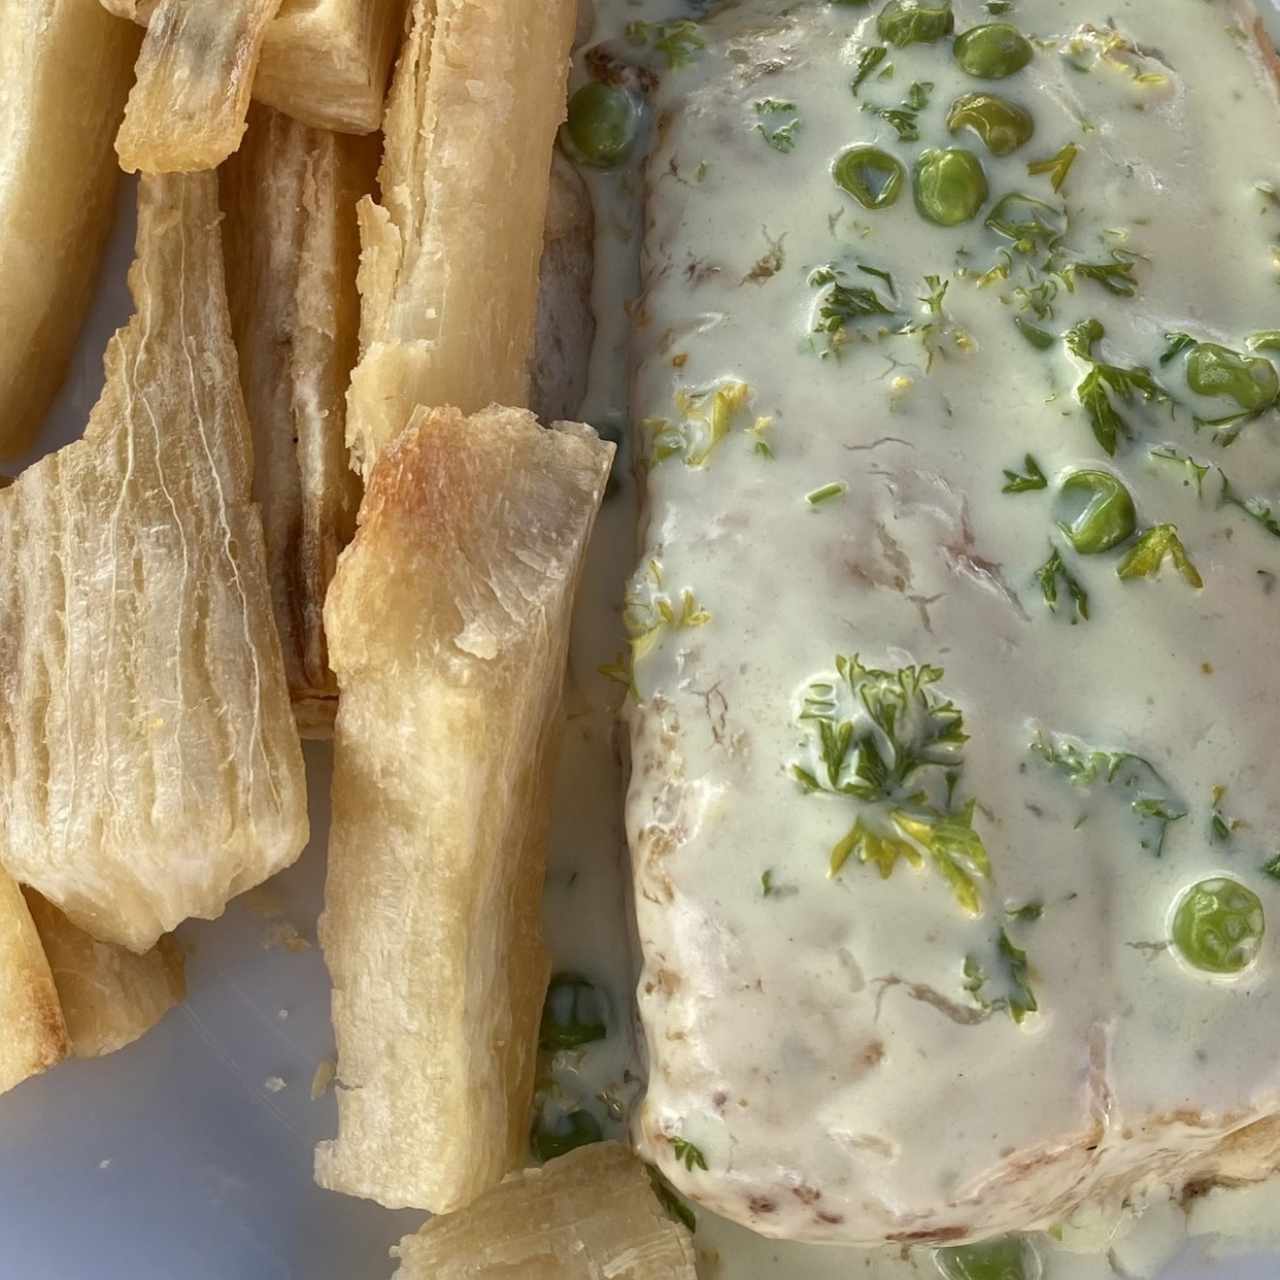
<box><xmin>4</xmin><ymin>5</ymin><xmax>1280</xmax><ymax>1272</ymax></box>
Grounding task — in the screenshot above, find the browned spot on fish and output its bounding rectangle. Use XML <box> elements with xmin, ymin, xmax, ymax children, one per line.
<box><xmin>748</xmin><ymin>1195</ymin><xmax>778</xmax><ymax>1215</ymax></box>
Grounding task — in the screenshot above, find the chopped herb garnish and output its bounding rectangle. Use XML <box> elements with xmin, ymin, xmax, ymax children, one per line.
<box><xmin>1035</xmin><ymin>547</ymin><xmax>1090</xmax><ymax>623</ymax></box>
<box><xmin>1027</xmin><ymin>142</ymin><xmax>1080</xmax><ymax>192</ymax></box>
<box><xmin>531</xmin><ymin>1108</ymin><xmax>603</xmax><ymax>1162</ymax></box>
<box><xmin>1116</xmin><ymin>524</ymin><xmax>1203</xmax><ymax>588</ymax></box>
<box><xmin>1210</xmin><ymin>785</ymin><xmax>1238</xmax><ymax>844</ymax></box>
<box><xmin>1031</xmin><ymin>731</ymin><xmax>1187</xmax><ymax>857</ymax></box>
<box><xmin>1262</xmin><ymin>855</ymin><xmax>1280</xmax><ymax>882</ymax></box>
<box><xmin>1149</xmin><ymin>445</ymin><xmax>1209</xmax><ymax>496</ymax></box>
<box><xmin>597</xmin><ymin>651</ymin><xmax>636</xmax><ymax>698</ymax></box>
<box><xmin>754</xmin><ymin>99</ymin><xmax>801</xmax><ymax>153</ymax></box>
<box><xmin>625</xmin><ymin>19</ymin><xmax>705</xmax><ymax>68</ymax></box>
<box><xmin>851</xmin><ymin>45</ymin><xmax>890</xmax><ymax>97</ymax></box>
<box><xmin>809</xmin><ymin>264</ymin><xmax>900</xmax><ymax>355</ymax></box>
<box><xmin>1007</xmin><ymin>901</ymin><xmax>1044</xmax><ymax>922</ymax></box>
<box><xmin>1001</xmin><ymin>454</ymin><xmax>1047</xmax><ymax>493</ymax></box>
<box><xmin>806</xmin><ymin>481</ymin><xmax>849</xmax><ymax>507</ymax></box>
<box><xmin>796</xmin><ymin>657</ymin><xmax>990</xmax><ymax>914</ymax></box>
<box><xmin>761</xmin><ymin>869</ymin><xmax>776</xmax><ymax>896</ymax></box>
<box><xmin>644</xmin><ymin>381</ymin><xmax>751</xmax><ymax>467</ymax></box>
<box><xmin>670</xmin><ymin>1136</ymin><xmax>708</xmax><ymax>1172</ymax></box>
<box><xmin>647</xmin><ymin>1167</ymin><xmax>697</xmax><ymax>1232</ymax></box>
<box><xmin>861</xmin><ymin>80</ymin><xmax>933</xmax><ymax>141</ymax></box>
<box><xmin>1221</xmin><ymin>473</ymin><xmax>1280</xmax><ymax>539</ymax></box>
<box><xmin>1014</xmin><ymin>316</ymin><xmax>1056</xmax><ymax>349</ymax></box>
<box><xmin>998</xmin><ymin>928</ymin><xmax>1038</xmax><ymax>1023</ymax></box>
<box><xmin>1057</xmin><ymin>249</ymin><xmax>1141</xmax><ymax>298</ymax></box>
<box><xmin>1066</xmin><ymin>318</ymin><xmax>1169</xmax><ymax>455</ymax></box>
<box><xmin>540</xmin><ymin>973</ymin><xmax>608</xmax><ymax>1051</ymax></box>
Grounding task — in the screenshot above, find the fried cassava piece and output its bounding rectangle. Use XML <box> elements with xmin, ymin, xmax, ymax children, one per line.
<box><xmin>0</xmin><ymin>172</ymin><xmax>309</xmax><ymax>954</ymax></box>
<box><xmin>221</xmin><ymin>104</ymin><xmax>377</xmax><ymax>736</ymax></box>
<box><xmin>315</xmin><ymin>405</ymin><xmax>613</xmax><ymax>1212</ymax></box>
<box><xmin>0</xmin><ymin>870</ymin><xmax>69</xmax><ymax>1096</ymax></box>
<box><xmin>0</xmin><ymin>0</ymin><xmax>140</xmax><ymax>460</ymax></box>
<box><xmin>345</xmin><ymin>0</ymin><xmax>577</xmax><ymax>476</ymax></box>
<box><xmin>23</xmin><ymin>890</ymin><xmax>184</xmax><ymax>1059</ymax></box>
<box><xmin>101</xmin><ymin>0</ymin><xmax>406</xmax><ymax>135</ymax></box>
<box><xmin>114</xmin><ymin>0</ymin><xmax>284</xmax><ymax>174</ymax></box>
<box><xmin>392</xmin><ymin>1143</ymin><xmax>698</xmax><ymax>1279</ymax></box>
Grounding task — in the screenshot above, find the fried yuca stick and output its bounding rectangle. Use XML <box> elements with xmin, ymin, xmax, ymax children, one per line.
<box><xmin>346</xmin><ymin>0</ymin><xmax>577</xmax><ymax>475</ymax></box>
<box><xmin>102</xmin><ymin>0</ymin><xmax>407</xmax><ymax>135</ymax></box>
<box><xmin>315</xmin><ymin>405</ymin><xmax>613</xmax><ymax>1212</ymax></box>
<box><xmin>0</xmin><ymin>0</ymin><xmax>139</xmax><ymax>460</ymax></box>
<box><xmin>23</xmin><ymin>890</ymin><xmax>184</xmax><ymax>1059</ymax></box>
<box><xmin>115</xmin><ymin>0</ymin><xmax>284</xmax><ymax>174</ymax></box>
<box><xmin>0</xmin><ymin>173</ymin><xmax>309</xmax><ymax>954</ymax></box>
<box><xmin>0</xmin><ymin>870</ymin><xmax>68</xmax><ymax>1095</ymax></box>
<box><xmin>221</xmin><ymin>104</ymin><xmax>377</xmax><ymax>737</ymax></box>
<box><xmin>393</xmin><ymin>1144</ymin><xmax>698</xmax><ymax>1279</ymax></box>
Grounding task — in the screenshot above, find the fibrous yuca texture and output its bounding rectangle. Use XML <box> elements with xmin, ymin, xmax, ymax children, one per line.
<box><xmin>316</xmin><ymin>405</ymin><xmax>613</xmax><ymax>1212</ymax></box>
<box><xmin>345</xmin><ymin>0</ymin><xmax>577</xmax><ymax>475</ymax></box>
<box><xmin>23</xmin><ymin>889</ymin><xmax>184</xmax><ymax>1059</ymax></box>
<box><xmin>392</xmin><ymin>1143</ymin><xmax>698</xmax><ymax>1279</ymax></box>
<box><xmin>0</xmin><ymin>172</ymin><xmax>309</xmax><ymax>953</ymax></box>
<box><xmin>115</xmin><ymin>0</ymin><xmax>284</xmax><ymax>174</ymax></box>
<box><xmin>221</xmin><ymin>104</ymin><xmax>377</xmax><ymax>737</ymax></box>
<box><xmin>101</xmin><ymin>0</ymin><xmax>407</xmax><ymax>134</ymax></box>
<box><xmin>0</xmin><ymin>870</ymin><xmax>68</xmax><ymax>1096</ymax></box>
<box><xmin>0</xmin><ymin>0</ymin><xmax>140</xmax><ymax>460</ymax></box>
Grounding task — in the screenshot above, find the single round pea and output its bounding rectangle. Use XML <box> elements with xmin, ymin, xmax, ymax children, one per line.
<box><xmin>935</xmin><ymin>1237</ymin><xmax>1041</xmax><ymax>1280</ymax></box>
<box><xmin>834</xmin><ymin>145</ymin><xmax>906</xmax><ymax>209</ymax></box>
<box><xmin>946</xmin><ymin>92</ymin><xmax>1035</xmax><ymax>155</ymax></box>
<box><xmin>877</xmin><ymin>0</ymin><xmax>955</xmax><ymax>47</ymax></box>
<box><xmin>1186</xmin><ymin>343</ymin><xmax>1280</xmax><ymax>413</ymax></box>
<box><xmin>1172</xmin><ymin>877</ymin><xmax>1265</xmax><ymax>976</ymax></box>
<box><xmin>562</xmin><ymin>82</ymin><xmax>641</xmax><ymax>169</ymax></box>
<box><xmin>531</xmin><ymin>1108</ymin><xmax>604</xmax><ymax>1162</ymax></box>
<box><xmin>913</xmin><ymin>148</ymin><xmax>988</xmax><ymax>226</ymax></box>
<box><xmin>540</xmin><ymin>972</ymin><xmax>608</xmax><ymax>1050</ymax></box>
<box><xmin>1057</xmin><ymin>469</ymin><xmax>1137</xmax><ymax>554</ymax></box>
<box><xmin>954</xmin><ymin>23</ymin><xmax>1035</xmax><ymax>79</ymax></box>
<box><xmin>985</xmin><ymin>192</ymin><xmax>1065</xmax><ymax>249</ymax></box>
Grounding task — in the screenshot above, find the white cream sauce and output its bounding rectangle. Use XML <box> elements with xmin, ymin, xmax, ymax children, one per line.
<box><xmin>542</xmin><ymin>0</ymin><xmax>1280</xmax><ymax>1273</ymax></box>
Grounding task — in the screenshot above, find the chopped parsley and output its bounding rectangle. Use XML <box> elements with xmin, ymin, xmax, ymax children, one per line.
<box><xmin>1014</xmin><ymin>316</ymin><xmax>1056</xmax><ymax>349</ymax></box>
<box><xmin>1149</xmin><ymin>445</ymin><xmax>1210</xmax><ymax>496</ymax></box>
<box><xmin>624</xmin><ymin>19</ymin><xmax>705</xmax><ymax>68</ymax></box>
<box><xmin>1262</xmin><ymin>855</ymin><xmax>1280</xmax><ymax>882</ymax></box>
<box><xmin>809</xmin><ymin>264</ymin><xmax>900</xmax><ymax>355</ymax></box>
<box><xmin>754</xmin><ymin>98</ymin><xmax>801</xmax><ymax>153</ymax></box>
<box><xmin>1001</xmin><ymin>454</ymin><xmax>1047</xmax><ymax>493</ymax></box>
<box><xmin>963</xmin><ymin>929</ymin><xmax>1039</xmax><ymax>1024</ymax></box>
<box><xmin>1031</xmin><ymin>731</ymin><xmax>1188</xmax><ymax>857</ymax></box>
<box><xmin>1035</xmin><ymin>547</ymin><xmax>1090</xmax><ymax>623</ymax></box>
<box><xmin>1116</xmin><ymin>524</ymin><xmax>1203</xmax><ymax>588</ymax></box>
<box><xmin>1027</xmin><ymin>143</ymin><xmax>1080</xmax><ymax>193</ymax></box>
<box><xmin>850</xmin><ymin>45</ymin><xmax>889</xmax><ymax>96</ymax></box>
<box><xmin>647</xmin><ymin>1167</ymin><xmax>697</xmax><ymax>1232</ymax></box>
<box><xmin>642</xmin><ymin>380</ymin><xmax>751</xmax><ymax>467</ymax></box>
<box><xmin>861</xmin><ymin>80</ymin><xmax>933</xmax><ymax>142</ymax></box>
<box><xmin>1058</xmin><ymin>249</ymin><xmax>1141</xmax><ymax>298</ymax></box>
<box><xmin>1066</xmin><ymin>318</ymin><xmax>1170</xmax><ymax>455</ymax></box>
<box><xmin>795</xmin><ymin>657</ymin><xmax>990</xmax><ymax>914</ymax></box>
<box><xmin>1211</xmin><ymin>785</ymin><xmax>1238</xmax><ymax>844</ymax></box>
<box><xmin>670</xmin><ymin>1136</ymin><xmax>708</xmax><ymax>1172</ymax></box>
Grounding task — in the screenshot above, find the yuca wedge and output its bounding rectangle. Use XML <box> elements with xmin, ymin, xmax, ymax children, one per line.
<box><xmin>0</xmin><ymin>0</ymin><xmax>139</xmax><ymax>460</ymax></box>
<box><xmin>392</xmin><ymin>1143</ymin><xmax>697</xmax><ymax>1279</ymax></box>
<box><xmin>316</xmin><ymin>405</ymin><xmax>613</xmax><ymax>1212</ymax></box>
<box><xmin>221</xmin><ymin>104</ymin><xmax>377</xmax><ymax>737</ymax></box>
<box><xmin>102</xmin><ymin>0</ymin><xmax>406</xmax><ymax>134</ymax></box>
<box><xmin>346</xmin><ymin>0</ymin><xmax>576</xmax><ymax>475</ymax></box>
<box><xmin>23</xmin><ymin>890</ymin><xmax>184</xmax><ymax>1059</ymax></box>
<box><xmin>0</xmin><ymin>870</ymin><xmax>68</xmax><ymax>1095</ymax></box>
<box><xmin>0</xmin><ymin>172</ymin><xmax>308</xmax><ymax>954</ymax></box>
<box><xmin>115</xmin><ymin>0</ymin><xmax>283</xmax><ymax>174</ymax></box>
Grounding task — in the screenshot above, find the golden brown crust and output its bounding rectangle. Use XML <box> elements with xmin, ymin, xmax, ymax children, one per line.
<box><xmin>315</xmin><ymin>405</ymin><xmax>613</xmax><ymax>1212</ymax></box>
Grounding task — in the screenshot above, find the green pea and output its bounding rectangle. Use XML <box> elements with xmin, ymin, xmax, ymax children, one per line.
<box><xmin>834</xmin><ymin>145</ymin><xmax>906</xmax><ymax>209</ymax></box>
<box><xmin>877</xmin><ymin>0</ymin><xmax>955</xmax><ymax>47</ymax></box>
<box><xmin>1172</xmin><ymin>877</ymin><xmax>1265</xmax><ymax>976</ymax></box>
<box><xmin>946</xmin><ymin>93</ymin><xmax>1034</xmax><ymax>155</ymax></box>
<box><xmin>1186</xmin><ymin>343</ymin><xmax>1280</xmax><ymax>413</ymax></box>
<box><xmin>540</xmin><ymin>972</ymin><xmax>608</xmax><ymax>1050</ymax></box>
<box><xmin>954</xmin><ymin>23</ymin><xmax>1035</xmax><ymax>78</ymax></box>
<box><xmin>1057</xmin><ymin>470</ymin><xmax>1137</xmax><ymax>554</ymax></box>
<box><xmin>531</xmin><ymin>1108</ymin><xmax>604</xmax><ymax>1162</ymax></box>
<box><xmin>985</xmin><ymin>192</ymin><xmax>1065</xmax><ymax>251</ymax></box>
<box><xmin>913</xmin><ymin>148</ymin><xmax>988</xmax><ymax>226</ymax></box>
<box><xmin>935</xmin><ymin>1237</ymin><xmax>1041</xmax><ymax>1280</ymax></box>
<box><xmin>562</xmin><ymin>82</ymin><xmax>641</xmax><ymax>169</ymax></box>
